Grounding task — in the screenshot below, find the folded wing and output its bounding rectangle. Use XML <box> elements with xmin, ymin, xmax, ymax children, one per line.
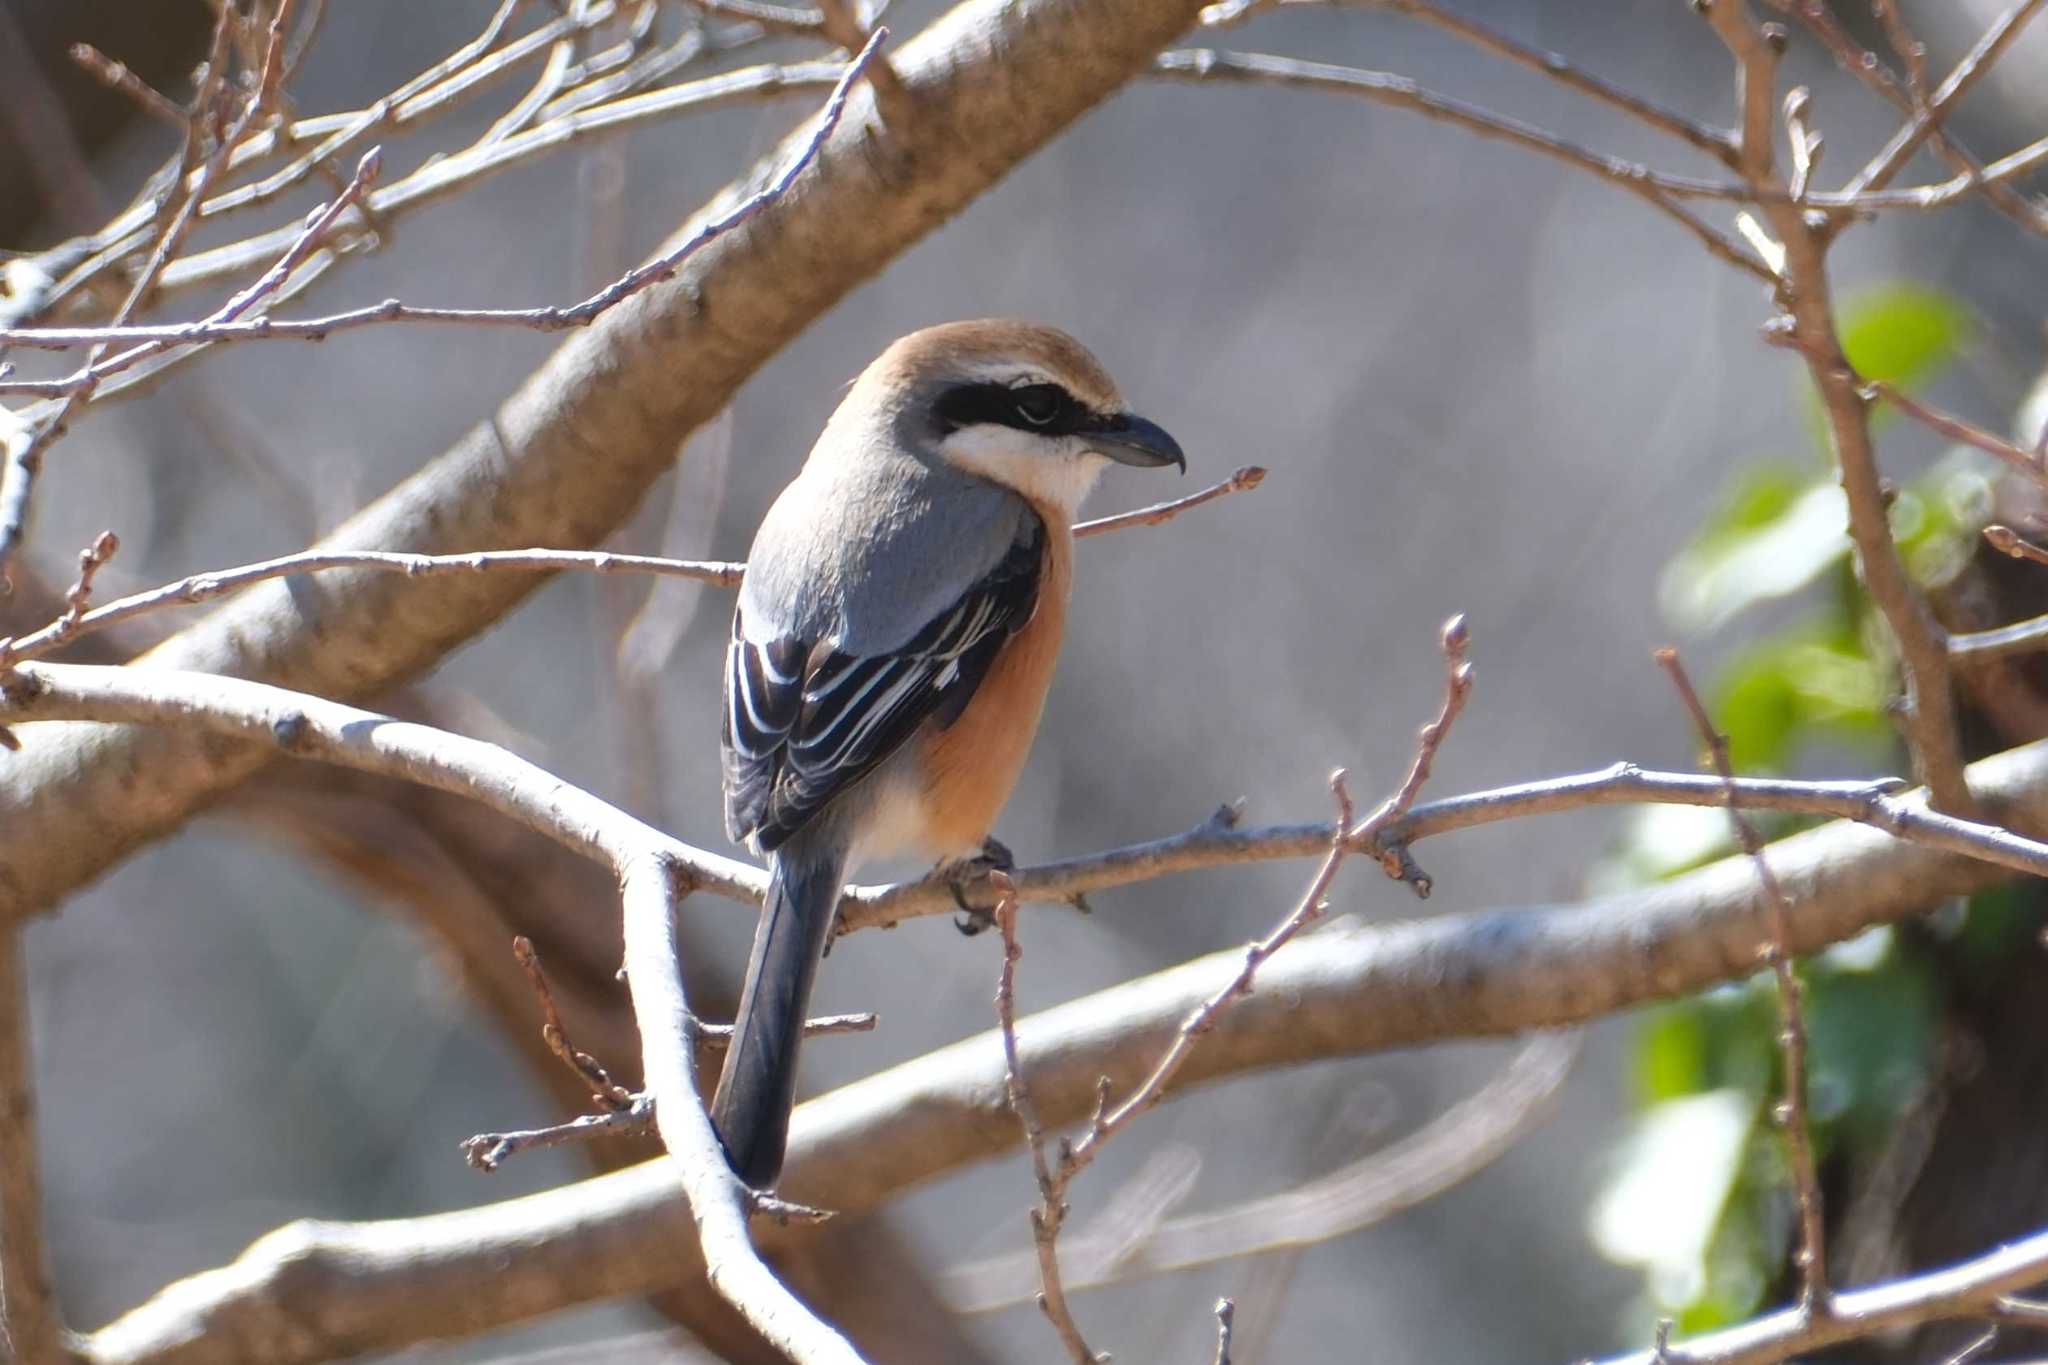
<box><xmin>723</xmin><ymin>517</ymin><xmax>1044</xmax><ymax>851</ymax></box>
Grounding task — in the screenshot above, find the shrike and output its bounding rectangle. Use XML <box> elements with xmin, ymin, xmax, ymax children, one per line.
<box><xmin>712</xmin><ymin>320</ymin><xmax>1184</xmax><ymax>1187</ymax></box>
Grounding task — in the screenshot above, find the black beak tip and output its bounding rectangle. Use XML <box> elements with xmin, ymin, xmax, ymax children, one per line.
<box><xmin>1102</xmin><ymin>412</ymin><xmax>1185</xmax><ymax>473</ymax></box>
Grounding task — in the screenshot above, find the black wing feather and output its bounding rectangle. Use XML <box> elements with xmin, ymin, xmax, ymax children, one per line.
<box><xmin>722</xmin><ymin>518</ymin><xmax>1044</xmax><ymax>852</ymax></box>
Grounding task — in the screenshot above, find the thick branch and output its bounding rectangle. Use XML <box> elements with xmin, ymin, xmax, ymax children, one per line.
<box><xmin>71</xmin><ymin>730</ymin><xmax>2048</xmax><ymax>1363</ymax></box>
<box><xmin>0</xmin><ymin>0</ymin><xmax>1218</xmax><ymax>927</ymax></box>
<box><xmin>0</xmin><ymin>927</ymin><xmax>72</xmax><ymax>1365</ymax></box>
<box><xmin>0</xmin><ymin>664</ymin><xmax>854</xmax><ymax>1361</ymax></box>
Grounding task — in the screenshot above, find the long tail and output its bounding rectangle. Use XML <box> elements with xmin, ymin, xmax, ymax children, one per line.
<box><xmin>709</xmin><ymin>838</ymin><xmax>847</xmax><ymax>1188</ymax></box>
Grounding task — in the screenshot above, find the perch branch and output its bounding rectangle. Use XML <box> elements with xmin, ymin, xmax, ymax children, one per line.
<box><xmin>69</xmin><ymin>720</ymin><xmax>2048</xmax><ymax>1365</ymax></box>
<box><xmin>0</xmin><ymin>0</ymin><xmax>1230</xmax><ymax>928</ymax></box>
<box><xmin>0</xmin><ymin>663</ymin><xmax>860</xmax><ymax>1362</ymax></box>
<box><xmin>0</xmin><ymin>460</ymin><xmax>1255</xmax><ymax>669</ymax></box>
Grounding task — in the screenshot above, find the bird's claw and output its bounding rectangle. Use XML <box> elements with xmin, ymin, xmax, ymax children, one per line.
<box><xmin>944</xmin><ymin>836</ymin><xmax>1016</xmax><ymax>935</ymax></box>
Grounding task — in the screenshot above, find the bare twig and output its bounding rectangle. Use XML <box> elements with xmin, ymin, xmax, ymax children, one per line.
<box><xmin>461</xmin><ymin>994</ymin><xmax>875</xmax><ymax>1175</ymax></box>
<box><xmin>68</xmin><ymin>43</ymin><xmax>188</xmax><ymax>130</ymax></box>
<box><xmin>512</xmin><ymin>935</ymin><xmax>636</xmax><ymax>1112</ymax></box>
<box><xmin>1949</xmin><ymin>527</ymin><xmax>2048</xmax><ymax>663</ymax></box>
<box><xmin>1701</xmin><ymin>0</ymin><xmax>1972</xmax><ymax>814</ymax></box>
<box><xmin>0</xmin><ymin>3</ymin><xmax>295</xmax><ymax>590</ymax></box>
<box><xmin>1657</xmin><ymin>648</ymin><xmax>1830</xmax><ymax>1317</ymax></box>
<box><xmin>1764</xmin><ymin>0</ymin><xmax>2048</xmax><ymax>236</ymax></box>
<box><xmin>941</xmin><ymin>1033</ymin><xmax>1575</xmax><ymax>1311</ymax></box>
<box><xmin>1599</xmin><ymin>1225</ymin><xmax>2048</xmax><ymax>1365</ymax></box>
<box><xmin>995</xmin><ymin>619</ymin><xmax>1472</xmax><ymax>1361</ymax></box>
<box><xmin>1942</xmin><ymin>1326</ymin><xmax>1999</xmax><ymax>1365</ymax></box>
<box><xmin>0</xmin><ymin>662</ymin><xmax>860</xmax><ymax>1362</ymax></box>
<box><xmin>56</xmin><ymin>717</ymin><xmax>2048</xmax><ymax>1365</ymax></box>
<box><xmin>1868</xmin><ymin>0</ymin><xmax>1929</xmax><ymax>100</ymax></box>
<box><xmin>1073</xmin><ymin>465</ymin><xmax>1266</xmax><ymax>537</ymax></box>
<box><xmin>993</xmin><ymin>874</ymin><xmax>1099</xmax><ymax>1364</ymax></box>
<box><xmin>1985</xmin><ymin>523</ymin><xmax>2048</xmax><ymax>569</ymax></box>
<box><xmin>0</xmin><ymin>147</ymin><xmax>387</xmax><ymax>402</ymax></box>
<box><xmin>850</xmin><ymin>758</ymin><xmax>2048</xmax><ymax>934</ymax></box>
<box><xmin>1362</xmin><ymin>0</ymin><xmax>1738</xmax><ymax>165</ymax></box>
<box><xmin>0</xmin><ymin>926</ymin><xmax>68</xmax><ymax>1364</ymax></box>
<box><xmin>462</xmin><ymin>1096</ymin><xmax>657</xmax><ymax>1172</ymax></box>
<box><xmin>1864</xmin><ymin>379</ymin><xmax>2048</xmax><ymax>490</ymax></box>
<box><xmin>1845</xmin><ymin>0</ymin><xmax>2047</xmax><ymax>198</ymax></box>
<box><xmin>1212</xmin><ymin>1298</ymin><xmax>1235</xmax><ymax>1365</ymax></box>
<box><xmin>0</xmin><ymin>454</ymin><xmax>1251</xmax><ymax>670</ymax></box>
<box><xmin>1152</xmin><ymin>49</ymin><xmax>1781</xmax><ymax>284</ymax></box>
<box><xmin>0</xmin><ymin>33</ymin><xmax>885</xmax><ymax>401</ymax></box>
<box><xmin>0</xmin><ymin>547</ymin><xmax>741</xmax><ymax>671</ymax></box>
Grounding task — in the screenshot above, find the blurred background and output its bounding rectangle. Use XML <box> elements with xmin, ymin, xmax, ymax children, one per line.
<box><xmin>4</xmin><ymin>0</ymin><xmax>2047</xmax><ymax>1359</ymax></box>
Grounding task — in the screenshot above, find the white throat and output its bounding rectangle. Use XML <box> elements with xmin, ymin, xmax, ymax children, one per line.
<box><xmin>940</xmin><ymin>428</ymin><xmax>1107</xmax><ymax>517</ymax></box>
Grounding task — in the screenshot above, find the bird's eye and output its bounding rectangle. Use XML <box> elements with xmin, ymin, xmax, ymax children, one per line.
<box><xmin>1010</xmin><ymin>384</ymin><xmax>1066</xmax><ymax>427</ymax></box>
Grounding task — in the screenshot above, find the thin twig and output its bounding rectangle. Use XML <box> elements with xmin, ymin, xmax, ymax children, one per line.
<box><xmin>1770</xmin><ymin>0</ymin><xmax>2048</xmax><ymax>238</ymax></box>
<box><xmin>1953</xmin><ymin>528</ymin><xmax>2048</xmax><ymax>664</ymax></box>
<box><xmin>1073</xmin><ymin>466</ymin><xmax>1266</xmax><ymax>538</ymax></box>
<box><xmin>1212</xmin><ymin>1298</ymin><xmax>1235</xmax><ymax>1365</ymax></box>
<box><xmin>68</xmin><ymin>43</ymin><xmax>189</xmax><ymax>130</ymax></box>
<box><xmin>461</xmin><ymin>1096</ymin><xmax>656</xmax><ymax>1172</ymax></box>
<box><xmin>1599</xmin><ymin>1224</ymin><xmax>2048</xmax><ymax>1365</ymax></box>
<box><xmin>1864</xmin><ymin>379</ymin><xmax>2048</xmax><ymax>490</ymax></box>
<box><xmin>0</xmin><ymin>3</ymin><xmax>294</xmax><ymax>590</ymax></box>
<box><xmin>1362</xmin><ymin>0</ymin><xmax>1738</xmax><ymax>165</ymax></box>
<box><xmin>1657</xmin><ymin>647</ymin><xmax>1831</xmax><ymax>1318</ymax></box>
<box><xmin>0</xmin><ymin>548</ymin><xmax>742</xmax><ymax>671</ymax></box>
<box><xmin>1868</xmin><ymin>0</ymin><xmax>1929</xmax><ymax>101</ymax></box>
<box><xmin>512</xmin><ymin>935</ymin><xmax>635</xmax><ymax>1111</ymax></box>
<box><xmin>1152</xmin><ymin>50</ymin><xmax>1780</xmax><ymax>283</ymax></box>
<box><xmin>0</xmin><ymin>147</ymin><xmax>385</xmax><ymax>401</ymax></box>
<box><xmin>0</xmin><ymin>30</ymin><xmax>883</xmax><ymax>401</ymax></box>
<box><xmin>1845</xmin><ymin>0</ymin><xmax>2047</xmax><ymax>198</ymax></box>
<box><xmin>941</xmin><ymin>1033</ymin><xmax>1575</xmax><ymax>1311</ymax></box>
<box><xmin>993</xmin><ymin>873</ymin><xmax>1100</xmax><ymax>1364</ymax></box>
<box><xmin>1700</xmin><ymin>0</ymin><xmax>1973</xmax><ymax>814</ymax></box>
<box><xmin>994</xmin><ymin>619</ymin><xmax>1473</xmax><ymax>1362</ymax></box>
<box><xmin>0</xmin><ymin>661</ymin><xmax>865</xmax><ymax>1362</ymax></box>
<box><xmin>0</xmin><ymin>453</ymin><xmax>1248</xmax><ymax>670</ymax></box>
<box><xmin>462</xmin><ymin>998</ymin><xmax>879</xmax><ymax>1174</ymax></box>
<box><xmin>1984</xmin><ymin>524</ymin><xmax>2048</xmax><ymax>568</ymax></box>
<box><xmin>847</xmin><ymin>758</ymin><xmax>2048</xmax><ymax>935</ymax></box>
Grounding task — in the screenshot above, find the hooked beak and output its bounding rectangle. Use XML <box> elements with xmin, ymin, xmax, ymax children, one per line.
<box><xmin>1089</xmin><ymin>412</ymin><xmax>1185</xmax><ymax>472</ymax></box>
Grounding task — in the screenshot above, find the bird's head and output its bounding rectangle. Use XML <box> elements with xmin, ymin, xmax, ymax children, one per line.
<box><xmin>851</xmin><ymin>319</ymin><xmax>1185</xmax><ymax>517</ymax></box>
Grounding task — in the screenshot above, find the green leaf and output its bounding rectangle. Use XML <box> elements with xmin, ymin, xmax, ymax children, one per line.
<box><xmin>1839</xmin><ymin>284</ymin><xmax>1971</xmax><ymax>390</ymax></box>
<box><xmin>1801</xmin><ymin>952</ymin><xmax>1940</xmax><ymax>1151</ymax></box>
<box><xmin>1589</xmin><ymin>1088</ymin><xmax>1761</xmax><ymax>1313</ymax></box>
<box><xmin>1711</xmin><ymin>633</ymin><xmax>1890</xmax><ymax>771</ymax></box>
<box><xmin>1809</xmin><ymin>285</ymin><xmax>1971</xmax><ymax>447</ymax></box>
<box><xmin>1661</xmin><ymin>467</ymin><xmax>1849</xmax><ymax>631</ymax></box>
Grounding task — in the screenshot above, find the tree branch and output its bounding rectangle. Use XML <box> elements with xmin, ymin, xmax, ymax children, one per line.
<box><xmin>0</xmin><ymin>663</ymin><xmax>858</xmax><ymax>1362</ymax></box>
<box><xmin>1597</xmin><ymin>1228</ymin><xmax>2048</xmax><ymax>1365</ymax></box>
<box><xmin>1151</xmin><ymin>49</ymin><xmax>1781</xmax><ymax>283</ymax></box>
<box><xmin>0</xmin><ymin>463</ymin><xmax>1260</xmax><ymax>670</ymax></box>
<box><xmin>1699</xmin><ymin>0</ymin><xmax>1972</xmax><ymax>813</ymax></box>
<box><xmin>0</xmin><ymin>926</ymin><xmax>72</xmax><ymax>1365</ymax></box>
<box><xmin>67</xmin><ymin>724</ymin><xmax>2048</xmax><ymax>1364</ymax></box>
<box><xmin>0</xmin><ymin>0</ymin><xmax>1223</xmax><ymax>928</ymax></box>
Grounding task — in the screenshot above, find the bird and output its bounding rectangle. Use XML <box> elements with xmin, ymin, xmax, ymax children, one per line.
<box><xmin>711</xmin><ymin>319</ymin><xmax>1185</xmax><ymax>1188</ymax></box>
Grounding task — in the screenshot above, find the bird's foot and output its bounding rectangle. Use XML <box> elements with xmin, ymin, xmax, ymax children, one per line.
<box><xmin>942</xmin><ymin>835</ymin><xmax>1015</xmax><ymax>935</ymax></box>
